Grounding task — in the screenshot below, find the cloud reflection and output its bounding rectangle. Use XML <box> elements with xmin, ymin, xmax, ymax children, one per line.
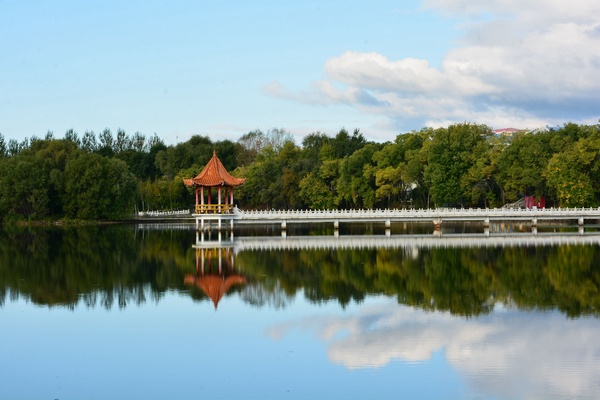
<box><xmin>267</xmin><ymin>301</ymin><xmax>600</xmax><ymax>399</ymax></box>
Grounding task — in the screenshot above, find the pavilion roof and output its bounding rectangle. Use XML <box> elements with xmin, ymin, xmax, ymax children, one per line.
<box><xmin>183</xmin><ymin>151</ymin><xmax>245</xmax><ymax>187</ymax></box>
<box><xmin>184</xmin><ymin>274</ymin><xmax>246</xmax><ymax>309</ymax></box>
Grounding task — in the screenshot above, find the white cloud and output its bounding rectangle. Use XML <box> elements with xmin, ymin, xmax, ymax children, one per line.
<box><xmin>444</xmin><ymin>22</ymin><xmax>600</xmax><ymax>100</ymax></box>
<box><xmin>262</xmin><ymin>79</ymin><xmax>374</xmax><ymax>107</ymax></box>
<box><xmin>423</xmin><ymin>0</ymin><xmax>600</xmax><ymax>25</ymax></box>
<box><xmin>267</xmin><ymin>302</ymin><xmax>600</xmax><ymax>399</ymax></box>
<box><xmin>267</xmin><ymin>1</ymin><xmax>600</xmax><ymax>133</ymax></box>
<box><xmin>325</xmin><ymin>53</ymin><xmax>451</xmax><ymax>94</ymax></box>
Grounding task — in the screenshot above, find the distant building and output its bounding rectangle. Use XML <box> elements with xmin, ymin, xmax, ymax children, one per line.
<box><xmin>492</xmin><ymin>127</ymin><xmax>521</xmax><ymax>136</ymax></box>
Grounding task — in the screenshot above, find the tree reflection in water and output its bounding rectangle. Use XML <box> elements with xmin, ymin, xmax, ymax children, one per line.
<box><xmin>0</xmin><ymin>225</ymin><xmax>599</xmax><ymax>317</ymax></box>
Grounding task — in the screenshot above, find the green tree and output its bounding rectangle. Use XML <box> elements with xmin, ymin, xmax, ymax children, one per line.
<box><xmin>64</xmin><ymin>129</ymin><xmax>81</xmax><ymax>148</ymax></box>
<box><xmin>0</xmin><ymin>138</ymin><xmax>80</xmax><ymax>221</ymax></box>
<box><xmin>424</xmin><ymin>123</ymin><xmax>491</xmax><ymax>207</ymax></box>
<box><xmin>234</xmin><ymin>136</ymin><xmax>302</xmax><ymax>209</ymax></box>
<box><xmin>155</xmin><ymin>135</ymin><xmax>213</xmax><ymax>178</ymax></box>
<box><xmin>214</xmin><ymin>139</ymin><xmax>240</xmax><ymax>172</ymax></box>
<box><xmin>114</xmin><ymin>128</ymin><xmax>130</xmax><ymax>153</ymax></box>
<box><xmin>461</xmin><ymin>134</ymin><xmax>505</xmax><ymax>207</ymax></box>
<box><xmin>30</xmin><ymin>139</ymin><xmax>79</xmax><ymax>215</ymax></box>
<box><xmin>63</xmin><ymin>153</ymin><xmax>136</xmax><ymax>219</ymax></box>
<box><xmin>373</xmin><ymin>130</ymin><xmax>428</xmax><ymax>208</ymax></box>
<box><xmin>236</xmin><ymin>147</ymin><xmax>284</xmax><ymax>209</ymax></box>
<box><xmin>0</xmin><ymin>133</ymin><xmax>7</xmax><ymax>158</ymax></box>
<box><xmin>82</xmin><ymin>130</ymin><xmax>98</xmax><ymax>152</ymax></box>
<box><xmin>495</xmin><ymin>131</ymin><xmax>553</xmax><ymax>203</ymax></box>
<box><xmin>237</xmin><ymin>129</ymin><xmax>266</xmax><ymax>166</ymax></box>
<box><xmin>332</xmin><ymin>128</ymin><xmax>367</xmax><ymax>159</ymax></box>
<box><xmin>0</xmin><ymin>156</ymin><xmax>48</xmax><ymax>220</ymax></box>
<box><xmin>97</xmin><ymin>128</ymin><xmax>115</xmax><ymax>157</ymax></box>
<box><xmin>301</xmin><ymin>132</ymin><xmax>331</xmax><ymax>167</ymax></box>
<box><xmin>545</xmin><ymin>132</ymin><xmax>600</xmax><ymax>207</ymax></box>
<box><xmin>278</xmin><ymin>141</ymin><xmax>304</xmax><ymax>209</ymax></box>
<box><xmin>8</xmin><ymin>138</ymin><xmax>26</xmax><ymax>156</ymax></box>
<box><xmin>237</xmin><ymin>128</ymin><xmax>294</xmax><ymax>167</ymax></box>
<box><xmin>337</xmin><ymin>143</ymin><xmax>382</xmax><ymax>208</ymax></box>
<box><xmin>299</xmin><ymin>159</ymin><xmax>340</xmax><ymax>209</ymax></box>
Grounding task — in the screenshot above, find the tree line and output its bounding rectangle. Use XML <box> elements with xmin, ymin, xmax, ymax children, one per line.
<box><xmin>1</xmin><ymin>122</ymin><xmax>599</xmax><ymax>223</ymax></box>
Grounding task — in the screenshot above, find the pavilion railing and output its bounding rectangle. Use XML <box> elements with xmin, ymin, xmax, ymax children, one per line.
<box><xmin>195</xmin><ymin>204</ymin><xmax>233</xmax><ymax>214</ymax></box>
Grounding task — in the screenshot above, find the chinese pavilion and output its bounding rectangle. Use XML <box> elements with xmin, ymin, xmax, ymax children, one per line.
<box><xmin>183</xmin><ymin>151</ymin><xmax>246</xmax><ymax>215</ymax></box>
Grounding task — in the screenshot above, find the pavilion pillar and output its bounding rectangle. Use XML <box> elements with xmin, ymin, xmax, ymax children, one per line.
<box><xmin>201</xmin><ymin>187</ymin><xmax>204</xmax><ymax>205</ymax></box>
<box><xmin>195</xmin><ymin>188</ymin><xmax>199</xmax><ymax>208</ymax></box>
<box><xmin>228</xmin><ymin>187</ymin><xmax>232</xmax><ymax>213</ymax></box>
<box><xmin>218</xmin><ymin>187</ymin><xmax>222</xmax><ymax>213</ymax></box>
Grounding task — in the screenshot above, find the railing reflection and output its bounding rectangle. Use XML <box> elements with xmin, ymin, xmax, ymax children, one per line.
<box><xmin>191</xmin><ymin>229</ymin><xmax>600</xmax><ymax>253</ymax></box>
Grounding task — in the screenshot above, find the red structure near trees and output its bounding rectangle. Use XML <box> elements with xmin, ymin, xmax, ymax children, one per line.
<box><xmin>524</xmin><ymin>196</ymin><xmax>545</xmax><ymax>209</ymax></box>
<box><xmin>183</xmin><ymin>151</ymin><xmax>246</xmax><ymax>214</ymax></box>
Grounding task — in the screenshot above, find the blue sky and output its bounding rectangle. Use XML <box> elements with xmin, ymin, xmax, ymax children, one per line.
<box><xmin>1</xmin><ymin>0</ymin><xmax>599</xmax><ymax>145</ymax></box>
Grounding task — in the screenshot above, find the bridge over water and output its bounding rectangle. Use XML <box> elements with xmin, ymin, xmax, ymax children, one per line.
<box><xmin>191</xmin><ymin>207</ymin><xmax>600</xmax><ymax>231</ymax></box>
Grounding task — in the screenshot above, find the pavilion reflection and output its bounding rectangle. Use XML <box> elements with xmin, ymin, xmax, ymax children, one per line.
<box><xmin>184</xmin><ymin>233</ymin><xmax>246</xmax><ymax>309</ymax></box>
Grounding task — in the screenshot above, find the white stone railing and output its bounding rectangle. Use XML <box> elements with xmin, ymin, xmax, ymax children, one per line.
<box><xmin>235</xmin><ymin>207</ymin><xmax>600</xmax><ymax>220</ymax></box>
<box><xmin>138</xmin><ymin>209</ymin><xmax>191</xmax><ymax>217</ymax></box>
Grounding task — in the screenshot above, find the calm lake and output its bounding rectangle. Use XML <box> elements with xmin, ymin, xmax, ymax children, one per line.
<box><xmin>1</xmin><ymin>222</ymin><xmax>599</xmax><ymax>399</ymax></box>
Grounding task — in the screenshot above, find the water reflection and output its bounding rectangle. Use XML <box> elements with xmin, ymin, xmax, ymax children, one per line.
<box><xmin>184</xmin><ymin>246</ymin><xmax>246</xmax><ymax>309</ymax></box>
<box><xmin>268</xmin><ymin>301</ymin><xmax>600</xmax><ymax>399</ymax></box>
<box><xmin>1</xmin><ymin>225</ymin><xmax>600</xmax><ymax>399</ymax></box>
<box><xmin>1</xmin><ymin>225</ymin><xmax>599</xmax><ymax>317</ymax></box>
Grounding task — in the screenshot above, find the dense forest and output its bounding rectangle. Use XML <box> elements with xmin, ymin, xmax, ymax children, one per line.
<box><xmin>0</xmin><ymin>122</ymin><xmax>599</xmax><ymax>223</ymax></box>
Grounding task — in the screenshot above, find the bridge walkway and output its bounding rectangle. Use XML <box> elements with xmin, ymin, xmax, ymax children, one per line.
<box><xmin>191</xmin><ymin>207</ymin><xmax>600</xmax><ymax>231</ymax></box>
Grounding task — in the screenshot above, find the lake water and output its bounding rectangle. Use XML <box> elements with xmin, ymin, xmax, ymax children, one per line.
<box><xmin>1</xmin><ymin>223</ymin><xmax>599</xmax><ymax>399</ymax></box>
